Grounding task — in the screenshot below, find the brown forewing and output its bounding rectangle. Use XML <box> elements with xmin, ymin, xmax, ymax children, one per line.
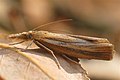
<box><xmin>34</xmin><ymin>33</ymin><xmax>114</xmax><ymax>60</ymax></box>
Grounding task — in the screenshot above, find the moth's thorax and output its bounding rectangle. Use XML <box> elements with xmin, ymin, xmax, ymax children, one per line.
<box><xmin>30</xmin><ymin>31</ymin><xmax>54</xmax><ymax>39</ymax></box>
<box><xmin>31</xmin><ymin>31</ymin><xmax>79</xmax><ymax>42</ymax></box>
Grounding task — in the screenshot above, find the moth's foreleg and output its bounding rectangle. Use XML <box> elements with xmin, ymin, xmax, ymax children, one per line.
<box><xmin>9</xmin><ymin>41</ymin><xmax>25</xmax><ymax>45</ymax></box>
<box><xmin>34</xmin><ymin>40</ymin><xmax>61</xmax><ymax>69</ymax></box>
<box><xmin>9</xmin><ymin>41</ymin><xmax>25</xmax><ymax>61</ymax></box>
<box><xmin>0</xmin><ymin>55</ymin><xmax>4</xmax><ymax>66</ymax></box>
<box><xmin>25</xmin><ymin>40</ymin><xmax>34</xmax><ymax>49</ymax></box>
<box><xmin>24</xmin><ymin>61</ymin><xmax>31</xmax><ymax>78</ymax></box>
<box><xmin>16</xmin><ymin>40</ymin><xmax>34</xmax><ymax>61</ymax></box>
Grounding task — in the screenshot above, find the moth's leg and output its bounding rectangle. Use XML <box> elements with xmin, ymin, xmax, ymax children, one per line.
<box><xmin>9</xmin><ymin>41</ymin><xmax>25</xmax><ymax>60</ymax></box>
<box><xmin>34</xmin><ymin>40</ymin><xmax>61</xmax><ymax>69</ymax></box>
<box><xmin>17</xmin><ymin>40</ymin><xmax>34</xmax><ymax>61</ymax></box>
<box><xmin>26</xmin><ymin>61</ymin><xmax>31</xmax><ymax>72</ymax></box>
<box><xmin>24</xmin><ymin>61</ymin><xmax>31</xmax><ymax>79</ymax></box>
<box><xmin>9</xmin><ymin>41</ymin><xmax>25</xmax><ymax>45</ymax></box>
<box><xmin>62</xmin><ymin>55</ymin><xmax>87</xmax><ymax>74</ymax></box>
<box><xmin>25</xmin><ymin>40</ymin><xmax>34</xmax><ymax>49</ymax></box>
<box><xmin>0</xmin><ymin>55</ymin><xmax>4</xmax><ymax>66</ymax></box>
<box><xmin>62</xmin><ymin>55</ymin><xmax>79</xmax><ymax>64</ymax></box>
<box><xmin>9</xmin><ymin>40</ymin><xmax>33</xmax><ymax>49</ymax></box>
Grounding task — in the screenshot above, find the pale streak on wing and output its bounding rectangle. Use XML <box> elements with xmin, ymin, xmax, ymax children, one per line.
<box><xmin>38</xmin><ymin>33</ymin><xmax>113</xmax><ymax>53</ymax></box>
<box><xmin>41</xmin><ymin>33</ymin><xmax>113</xmax><ymax>52</ymax></box>
<box><xmin>67</xmin><ymin>34</ymin><xmax>109</xmax><ymax>43</ymax></box>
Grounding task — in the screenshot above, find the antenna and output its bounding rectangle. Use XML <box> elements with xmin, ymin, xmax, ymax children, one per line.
<box><xmin>32</xmin><ymin>19</ymin><xmax>72</xmax><ymax>31</ymax></box>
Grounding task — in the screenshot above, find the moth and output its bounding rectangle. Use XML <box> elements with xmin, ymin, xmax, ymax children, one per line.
<box><xmin>8</xmin><ymin>19</ymin><xmax>115</xmax><ymax>68</ymax></box>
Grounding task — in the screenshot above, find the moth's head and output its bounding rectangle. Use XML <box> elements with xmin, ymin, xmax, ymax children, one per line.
<box><xmin>8</xmin><ymin>31</ymin><xmax>33</xmax><ymax>41</ymax></box>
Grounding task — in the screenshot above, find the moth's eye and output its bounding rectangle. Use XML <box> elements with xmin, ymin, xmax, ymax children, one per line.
<box><xmin>27</xmin><ymin>34</ymin><xmax>32</xmax><ymax>39</ymax></box>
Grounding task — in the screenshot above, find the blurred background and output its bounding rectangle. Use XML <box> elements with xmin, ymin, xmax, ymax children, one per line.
<box><xmin>0</xmin><ymin>0</ymin><xmax>120</xmax><ymax>80</ymax></box>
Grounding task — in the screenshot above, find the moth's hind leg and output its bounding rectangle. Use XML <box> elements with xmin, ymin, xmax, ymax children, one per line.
<box><xmin>62</xmin><ymin>55</ymin><xmax>87</xmax><ymax>74</ymax></box>
<box><xmin>62</xmin><ymin>55</ymin><xmax>80</xmax><ymax>64</ymax></box>
<box><xmin>34</xmin><ymin>40</ymin><xmax>61</xmax><ymax>69</ymax></box>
